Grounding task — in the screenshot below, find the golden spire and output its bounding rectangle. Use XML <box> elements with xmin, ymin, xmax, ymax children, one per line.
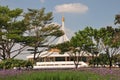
<box><xmin>62</xmin><ymin>16</ymin><xmax>65</xmax><ymax>22</ymax></box>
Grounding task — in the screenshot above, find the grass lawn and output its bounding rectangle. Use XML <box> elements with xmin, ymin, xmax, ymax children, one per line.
<box><xmin>0</xmin><ymin>68</ymin><xmax>119</xmax><ymax>80</ymax></box>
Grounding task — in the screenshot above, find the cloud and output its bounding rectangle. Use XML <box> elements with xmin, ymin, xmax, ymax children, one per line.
<box><xmin>40</xmin><ymin>0</ymin><xmax>45</xmax><ymax>3</ymax></box>
<box><xmin>54</xmin><ymin>3</ymin><xmax>88</xmax><ymax>13</ymax></box>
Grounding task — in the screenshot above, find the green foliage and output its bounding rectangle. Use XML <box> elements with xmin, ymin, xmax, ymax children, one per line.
<box><xmin>0</xmin><ymin>59</ymin><xmax>33</xmax><ymax>69</ymax></box>
<box><xmin>115</xmin><ymin>14</ymin><xmax>120</xmax><ymax>25</ymax></box>
<box><xmin>89</xmin><ymin>54</ymin><xmax>109</xmax><ymax>66</ymax></box>
<box><xmin>9</xmin><ymin>8</ymin><xmax>23</xmax><ymax>18</ymax></box>
<box><xmin>23</xmin><ymin>8</ymin><xmax>63</xmax><ymax>61</ymax></box>
<box><xmin>0</xmin><ymin>6</ymin><xmax>10</xmax><ymax>25</ymax></box>
<box><xmin>71</xmin><ymin>27</ymin><xmax>95</xmax><ymax>50</ymax></box>
<box><xmin>99</xmin><ymin>26</ymin><xmax>120</xmax><ymax>47</ymax></box>
<box><xmin>0</xmin><ymin>6</ymin><xmax>63</xmax><ymax>60</ymax></box>
<box><xmin>52</xmin><ymin>41</ymin><xmax>70</xmax><ymax>54</ymax></box>
<box><xmin>53</xmin><ymin>27</ymin><xmax>96</xmax><ymax>68</ymax></box>
<box><xmin>24</xmin><ymin>8</ymin><xmax>53</xmax><ymax>27</ymax></box>
<box><xmin>0</xmin><ymin>6</ymin><xmax>27</xmax><ymax>59</ymax></box>
<box><xmin>113</xmin><ymin>54</ymin><xmax>120</xmax><ymax>63</ymax></box>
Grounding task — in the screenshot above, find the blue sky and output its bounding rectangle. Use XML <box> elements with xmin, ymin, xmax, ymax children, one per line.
<box><xmin>0</xmin><ymin>0</ymin><xmax>120</xmax><ymax>32</ymax></box>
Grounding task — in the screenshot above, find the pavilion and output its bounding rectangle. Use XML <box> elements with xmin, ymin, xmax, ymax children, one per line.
<box><xmin>26</xmin><ymin>16</ymin><xmax>91</xmax><ymax>69</ymax></box>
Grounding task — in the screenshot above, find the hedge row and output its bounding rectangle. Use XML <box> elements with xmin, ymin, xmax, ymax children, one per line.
<box><xmin>0</xmin><ymin>59</ymin><xmax>33</xmax><ymax>69</ymax></box>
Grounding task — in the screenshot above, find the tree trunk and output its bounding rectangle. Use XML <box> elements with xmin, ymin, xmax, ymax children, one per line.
<box><xmin>75</xmin><ymin>63</ymin><xmax>78</xmax><ymax>69</ymax></box>
<box><xmin>106</xmin><ymin>48</ymin><xmax>112</xmax><ymax>69</ymax></box>
<box><xmin>33</xmin><ymin>50</ymin><xmax>36</xmax><ymax>61</ymax></box>
<box><xmin>6</xmin><ymin>49</ymin><xmax>11</xmax><ymax>59</ymax></box>
<box><xmin>109</xmin><ymin>59</ymin><xmax>112</xmax><ymax>69</ymax></box>
<box><xmin>33</xmin><ymin>46</ymin><xmax>37</xmax><ymax>62</ymax></box>
<box><xmin>73</xmin><ymin>55</ymin><xmax>79</xmax><ymax>69</ymax></box>
<box><xmin>2</xmin><ymin>49</ymin><xmax>6</xmax><ymax>60</ymax></box>
<box><xmin>92</xmin><ymin>54</ymin><xmax>95</xmax><ymax>67</ymax></box>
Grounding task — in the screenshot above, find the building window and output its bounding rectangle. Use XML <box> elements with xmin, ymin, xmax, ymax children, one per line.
<box><xmin>81</xmin><ymin>57</ymin><xmax>87</xmax><ymax>62</ymax></box>
<box><xmin>55</xmin><ymin>57</ymin><xmax>65</xmax><ymax>61</ymax></box>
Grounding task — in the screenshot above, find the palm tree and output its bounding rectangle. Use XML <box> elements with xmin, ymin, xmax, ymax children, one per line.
<box><xmin>115</xmin><ymin>14</ymin><xmax>120</xmax><ymax>25</ymax></box>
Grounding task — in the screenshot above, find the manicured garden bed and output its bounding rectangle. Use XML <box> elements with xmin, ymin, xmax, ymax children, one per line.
<box><xmin>0</xmin><ymin>68</ymin><xmax>119</xmax><ymax>80</ymax></box>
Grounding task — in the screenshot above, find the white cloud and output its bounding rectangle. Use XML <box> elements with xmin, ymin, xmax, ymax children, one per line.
<box><xmin>55</xmin><ymin>3</ymin><xmax>88</xmax><ymax>13</ymax></box>
<box><xmin>40</xmin><ymin>0</ymin><xmax>45</xmax><ymax>3</ymax></box>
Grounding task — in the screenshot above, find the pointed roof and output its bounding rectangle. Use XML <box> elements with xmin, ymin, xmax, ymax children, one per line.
<box><xmin>62</xmin><ymin>16</ymin><xmax>65</xmax><ymax>22</ymax></box>
<box><xmin>56</xmin><ymin>16</ymin><xmax>69</xmax><ymax>44</ymax></box>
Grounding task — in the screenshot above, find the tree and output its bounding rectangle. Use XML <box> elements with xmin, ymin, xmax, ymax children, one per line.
<box><xmin>115</xmin><ymin>14</ymin><xmax>120</xmax><ymax>25</ymax></box>
<box><xmin>23</xmin><ymin>8</ymin><xmax>64</xmax><ymax>61</ymax></box>
<box><xmin>54</xmin><ymin>27</ymin><xmax>94</xmax><ymax>69</ymax></box>
<box><xmin>98</xmin><ymin>54</ymin><xmax>109</xmax><ymax>67</ymax></box>
<box><xmin>114</xmin><ymin>14</ymin><xmax>120</xmax><ymax>42</ymax></box>
<box><xmin>83</xmin><ymin>27</ymin><xmax>100</xmax><ymax>67</ymax></box>
<box><xmin>70</xmin><ymin>29</ymin><xmax>95</xmax><ymax>68</ymax></box>
<box><xmin>86</xmin><ymin>26</ymin><xmax>120</xmax><ymax>68</ymax></box>
<box><xmin>113</xmin><ymin>54</ymin><xmax>120</xmax><ymax>68</ymax></box>
<box><xmin>0</xmin><ymin>6</ymin><xmax>27</xmax><ymax>60</ymax></box>
<box><xmin>98</xmin><ymin>26</ymin><xmax>120</xmax><ymax>69</ymax></box>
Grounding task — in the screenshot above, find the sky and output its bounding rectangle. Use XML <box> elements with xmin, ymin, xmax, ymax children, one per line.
<box><xmin>0</xmin><ymin>0</ymin><xmax>120</xmax><ymax>32</ymax></box>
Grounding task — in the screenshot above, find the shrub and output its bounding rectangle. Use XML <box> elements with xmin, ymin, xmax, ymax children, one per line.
<box><xmin>0</xmin><ymin>59</ymin><xmax>33</xmax><ymax>69</ymax></box>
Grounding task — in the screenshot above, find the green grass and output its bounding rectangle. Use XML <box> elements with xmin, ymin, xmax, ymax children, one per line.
<box><xmin>0</xmin><ymin>70</ymin><xmax>117</xmax><ymax>80</ymax></box>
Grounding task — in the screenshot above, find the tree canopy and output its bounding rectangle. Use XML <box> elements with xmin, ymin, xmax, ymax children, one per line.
<box><xmin>23</xmin><ymin>8</ymin><xmax>64</xmax><ymax>61</ymax></box>
<box><xmin>0</xmin><ymin>6</ymin><xmax>27</xmax><ymax>60</ymax></box>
